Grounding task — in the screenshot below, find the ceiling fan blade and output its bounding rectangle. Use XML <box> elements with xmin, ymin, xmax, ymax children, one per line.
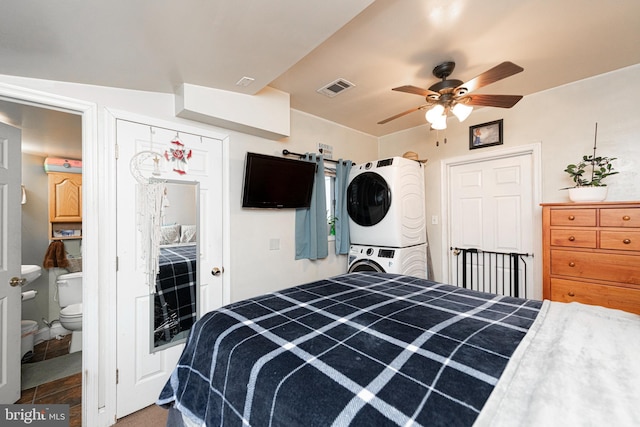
<box><xmin>456</xmin><ymin>61</ymin><xmax>524</xmax><ymax>93</ymax></box>
<box><xmin>392</xmin><ymin>85</ymin><xmax>440</xmax><ymax>98</ymax></box>
<box><xmin>463</xmin><ymin>94</ymin><xmax>523</xmax><ymax>108</ymax></box>
<box><xmin>377</xmin><ymin>105</ymin><xmax>428</xmax><ymax>124</ymax></box>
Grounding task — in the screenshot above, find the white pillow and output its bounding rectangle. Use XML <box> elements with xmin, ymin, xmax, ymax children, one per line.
<box><xmin>180</xmin><ymin>225</ymin><xmax>197</xmax><ymax>243</ymax></box>
<box><xmin>160</xmin><ymin>224</ymin><xmax>181</xmax><ymax>245</ymax></box>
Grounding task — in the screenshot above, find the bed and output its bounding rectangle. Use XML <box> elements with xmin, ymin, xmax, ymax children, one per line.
<box><xmin>154</xmin><ymin>243</ymin><xmax>198</xmax><ymax>347</ymax></box>
<box><xmin>157</xmin><ymin>272</ymin><xmax>640</xmax><ymax>426</ymax></box>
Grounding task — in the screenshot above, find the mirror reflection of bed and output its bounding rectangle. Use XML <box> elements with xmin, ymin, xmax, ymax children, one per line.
<box><xmin>151</xmin><ymin>181</ymin><xmax>199</xmax><ymax>351</ymax></box>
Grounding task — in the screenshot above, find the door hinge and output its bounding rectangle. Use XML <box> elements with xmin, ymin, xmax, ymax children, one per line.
<box><xmin>115</xmin><ymin>256</ymin><xmax>119</xmax><ymax>271</ymax></box>
<box><xmin>115</xmin><ymin>143</ymin><xmax>119</xmax><ymax>160</ymax></box>
<box><xmin>116</xmin><ymin>369</ymin><xmax>119</xmax><ymax>384</ymax></box>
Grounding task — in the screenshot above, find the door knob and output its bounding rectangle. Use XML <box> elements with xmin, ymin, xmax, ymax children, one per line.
<box><xmin>10</xmin><ymin>277</ymin><xmax>26</xmax><ymax>287</ymax></box>
<box><xmin>211</xmin><ymin>267</ymin><xmax>223</xmax><ymax>276</ymax></box>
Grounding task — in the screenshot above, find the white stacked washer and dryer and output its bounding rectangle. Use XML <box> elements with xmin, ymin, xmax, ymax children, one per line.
<box><xmin>347</xmin><ymin>156</ymin><xmax>428</xmax><ymax>278</ymax></box>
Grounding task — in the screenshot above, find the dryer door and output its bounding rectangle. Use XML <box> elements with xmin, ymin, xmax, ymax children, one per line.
<box><xmin>347</xmin><ymin>172</ymin><xmax>391</xmax><ymax>226</ymax></box>
<box><xmin>348</xmin><ymin>259</ymin><xmax>386</xmax><ymax>273</ymax></box>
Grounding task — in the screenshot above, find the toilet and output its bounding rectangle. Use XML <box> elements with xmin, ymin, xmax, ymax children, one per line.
<box><xmin>57</xmin><ymin>271</ymin><xmax>83</xmax><ymax>353</ymax></box>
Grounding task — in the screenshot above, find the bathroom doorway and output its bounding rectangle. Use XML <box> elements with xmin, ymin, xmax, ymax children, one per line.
<box><xmin>1</xmin><ymin>100</ymin><xmax>84</xmax><ymax>417</ymax></box>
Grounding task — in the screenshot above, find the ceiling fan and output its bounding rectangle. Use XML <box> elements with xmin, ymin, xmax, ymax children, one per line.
<box><xmin>378</xmin><ymin>61</ymin><xmax>524</xmax><ymax>129</ymax></box>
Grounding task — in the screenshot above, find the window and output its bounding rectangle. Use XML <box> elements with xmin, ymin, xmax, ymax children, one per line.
<box><xmin>325</xmin><ymin>174</ymin><xmax>336</xmax><ymax>238</ymax></box>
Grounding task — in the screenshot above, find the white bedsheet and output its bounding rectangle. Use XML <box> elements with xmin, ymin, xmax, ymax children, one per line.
<box><xmin>475</xmin><ymin>300</ymin><xmax>640</xmax><ymax>426</ymax></box>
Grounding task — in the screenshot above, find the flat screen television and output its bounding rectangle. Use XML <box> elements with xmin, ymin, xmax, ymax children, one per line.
<box><xmin>242</xmin><ymin>152</ymin><xmax>316</xmax><ymax>208</ymax></box>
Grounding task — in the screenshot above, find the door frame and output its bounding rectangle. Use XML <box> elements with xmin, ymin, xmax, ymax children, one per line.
<box><xmin>440</xmin><ymin>143</ymin><xmax>543</xmax><ymax>298</ymax></box>
<box><xmin>0</xmin><ymin>83</ymin><xmax>99</xmax><ymax>424</ymax></box>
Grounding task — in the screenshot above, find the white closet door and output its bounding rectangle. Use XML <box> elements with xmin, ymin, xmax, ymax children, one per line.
<box><xmin>448</xmin><ymin>152</ymin><xmax>534</xmax><ymax>296</ymax></box>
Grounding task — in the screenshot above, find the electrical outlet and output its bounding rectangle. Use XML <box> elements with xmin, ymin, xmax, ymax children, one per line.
<box><xmin>269</xmin><ymin>238</ymin><xmax>280</xmax><ymax>250</ymax></box>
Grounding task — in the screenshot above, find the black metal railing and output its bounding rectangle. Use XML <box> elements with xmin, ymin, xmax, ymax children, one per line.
<box><xmin>451</xmin><ymin>247</ymin><xmax>533</xmax><ymax>298</ymax></box>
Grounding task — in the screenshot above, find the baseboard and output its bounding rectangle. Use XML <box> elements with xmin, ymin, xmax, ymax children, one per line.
<box><xmin>50</xmin><ymin>323</ymin><xmax>71</xmax><ymax>339</ymax></box>
<box><xmin>35</xmin><ymin>328</ymin><xmax>49</xmax><ymax>345</ymax></box>
<box><xmin>34</xmin><ymin>324</ymin><xmax>71</xmax><ymax>345</ymax></box>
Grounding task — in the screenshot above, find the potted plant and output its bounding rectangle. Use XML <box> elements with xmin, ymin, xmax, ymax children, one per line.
<box><xmin>327</xmin><ymin>214</ymin><xmax>337</xmax><ymax>236</ymax></box>
<box><xmin>563</xmin><ymin>123</ymin><xmax>618</xmax><ymax>202</ymax></box>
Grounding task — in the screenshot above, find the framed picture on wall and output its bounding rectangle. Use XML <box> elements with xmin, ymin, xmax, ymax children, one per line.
<box><xmin>469</xmin><ymin>119</ymin><xmax>503</xmax><ymax>149</ymax></box>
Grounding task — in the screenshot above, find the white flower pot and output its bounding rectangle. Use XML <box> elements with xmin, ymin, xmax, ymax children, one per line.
<box><xmin>568</xmin><ymin>186</ymin><xmax>608</xmax><ymax>202</ymax></box>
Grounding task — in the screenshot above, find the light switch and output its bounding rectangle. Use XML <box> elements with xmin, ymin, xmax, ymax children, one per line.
<box><xmin>431</xmin><ymin>215</ymin><xmax>438</xmax><ymax>225</ymax></box>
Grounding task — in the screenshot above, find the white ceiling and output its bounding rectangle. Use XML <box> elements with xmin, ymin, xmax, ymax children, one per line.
<box><xmin>2</xmin><ymin>0</ymin><xmax>640</xmax><ymax>158</ymax></box>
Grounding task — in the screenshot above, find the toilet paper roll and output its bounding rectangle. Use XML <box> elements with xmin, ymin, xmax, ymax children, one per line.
<box><xmin>21</xmin><ymin>290</ymin><xmax>37</xmax><ymax>301</ymax></box>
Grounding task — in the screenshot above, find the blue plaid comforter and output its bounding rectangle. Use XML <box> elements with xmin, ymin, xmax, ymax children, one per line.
<box><xmin>158</xmin><ymin>272</ymin><xmax>542</xmax><ymax>426</ymax></box>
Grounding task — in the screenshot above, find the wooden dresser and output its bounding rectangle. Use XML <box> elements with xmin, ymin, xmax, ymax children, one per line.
<box><xmin>541</xmin><ymin>201</ymin><xmax>640</xmax><ymax>314</ymax></box>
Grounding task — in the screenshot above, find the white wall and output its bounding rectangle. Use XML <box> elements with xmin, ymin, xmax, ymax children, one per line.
<box><xmin>162</xmin><ymin>183</ymin><xmax>197</xmax><ymax>226</ymax></box>
<box><xmin>379</xmin><ymin>64</ymin><xmax>640</xmax><ymax>282</ymax></box>
<box><xmin>228</xmin><ymin>109</ymin><xmax>377</xmax><ymax>301</ymax></box>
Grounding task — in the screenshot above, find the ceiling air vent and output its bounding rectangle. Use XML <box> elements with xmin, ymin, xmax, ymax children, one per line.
<box><xmin>317</xmin><ymin>78</ymin><xmax>355</xmax><ymax>98</ymax></box>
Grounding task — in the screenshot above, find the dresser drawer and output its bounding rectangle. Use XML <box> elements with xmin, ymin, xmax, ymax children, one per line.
<box><xmin>550</xmin><ymin>278</ymin><xmax>640</xmax><ymax>315</ymax></box>
<box><xmin>550</xmin><ymin>249</ymin><xmax>640</xmax><ymax>285</ymax></box>
<box><xmin>550</xmin><ymin>229</ymin><xmax>596</xmax><ymax>248</ymax></box>
<box><xmin>600</xmin><ymin>230</ymin><xmax>640</xmax><ymax>251</ymax></box>
<box><xmin>600</xmin><ymin>208</ymin><xmax>640</xmax><ymax>227</ymax></box>
<box><xmin>550</xmin><ymin>209</ymin><xmax>596</xmax><ymax>226</ymax></box>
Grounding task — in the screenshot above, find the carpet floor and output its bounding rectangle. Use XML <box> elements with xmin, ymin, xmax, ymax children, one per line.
<box><xmin>21</xmin><ymin>351</ymin><xmax>82</xmax><ymax>390</ymax></box>
<box><xmin>116</xmin><ymin>404</ymin><xmax>169</xmax><ymax>426</ymax></box>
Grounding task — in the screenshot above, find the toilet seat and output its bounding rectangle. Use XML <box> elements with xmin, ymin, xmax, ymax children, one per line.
<box><xmin>60</xmin><ymin>303</ymin><xmax>82</xmax><ymax>331</ymax></box>
<box><xmin>60</xmin><ymin>303</ymin><xmax>82</xmax><ymax>318</ymax></box>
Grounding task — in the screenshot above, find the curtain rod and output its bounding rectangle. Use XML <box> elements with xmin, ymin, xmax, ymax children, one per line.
<box><xmin>282</xmin><ymin>149</ymin><xmax>353</xmax><ymax>165</ymax></box>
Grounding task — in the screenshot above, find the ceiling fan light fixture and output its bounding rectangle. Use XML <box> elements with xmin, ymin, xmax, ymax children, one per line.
<box><xmin>379</xmin><ymin>61</ymin><xmax>524</xmax><ymax>128</ymax></box>
<box><xmin>452</xmin><ymin>103</ymin><xmax>473</xmax><ymax>122</ymax></box>
<box><xmin>425</xmin><ymin>104</ymin><xmax>445</xmax><ymax>123</ymax></box>
<box><xmin>431</xmin><ymin>114</ymin><xmax>447</xmax><ymax>130</ymax></box>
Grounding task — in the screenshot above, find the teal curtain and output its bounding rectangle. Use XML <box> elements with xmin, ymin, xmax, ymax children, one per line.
<box><xmin>295</xmin><ymin>154</ymin><xmax>328</xmax><ymax>260</ymax></box>
<box><xmin>334</xmin><ymin>159</ymin><xmax>352</xmax><ymax>254</ymax></box>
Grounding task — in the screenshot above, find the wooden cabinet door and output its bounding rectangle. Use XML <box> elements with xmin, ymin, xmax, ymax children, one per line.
<box><xmin>49</xmin><ymin>172</ymin><xmax>82</xmax><ymax>222</ymax></box>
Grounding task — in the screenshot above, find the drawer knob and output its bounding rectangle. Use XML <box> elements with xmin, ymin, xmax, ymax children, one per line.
<box><xmin>623</xmin><ymin>239</ymin><xmax>631</xmax><ymax>244</ymax></box>
<box><xmin>568</xmin><ymin>291</ymin><xmax>575</xmax><ymax>297</ymax></box>
<box><xmin>623</xmin><ymin>215</ymin><xmax>631</xmax><ymax>221</ymax></box>
<box><xmin>568</xmin><ymin>236</ymin><xmax>576</xmax><ymax>242</ymax></box>
<box><xmin>568</xmin><ymin>215</ymin><xmax>575</xmax><ymax>221</ymax></box>
<box><xmin>569</xmin><ymin>261</ymin><xmax>576</xmax><ymax>267</ymax></box>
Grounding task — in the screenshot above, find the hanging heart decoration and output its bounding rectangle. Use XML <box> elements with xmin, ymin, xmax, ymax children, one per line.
<box><xmin>165</xmin><ymin>135</ymin><xmax>192</xmax><ymax>175</ymax></box>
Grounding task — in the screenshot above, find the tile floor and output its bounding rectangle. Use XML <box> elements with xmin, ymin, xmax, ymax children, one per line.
<box><xmin>17</xmin><ymin>335</ymin><xmax>82</xmax><ymax>427</ymax></box>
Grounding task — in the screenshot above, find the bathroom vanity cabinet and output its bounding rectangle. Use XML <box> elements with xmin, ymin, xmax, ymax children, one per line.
<box><xmin>48</xmin><ymin>172</ymin><xmax>82</xmax><ymax>240</ymax></box>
